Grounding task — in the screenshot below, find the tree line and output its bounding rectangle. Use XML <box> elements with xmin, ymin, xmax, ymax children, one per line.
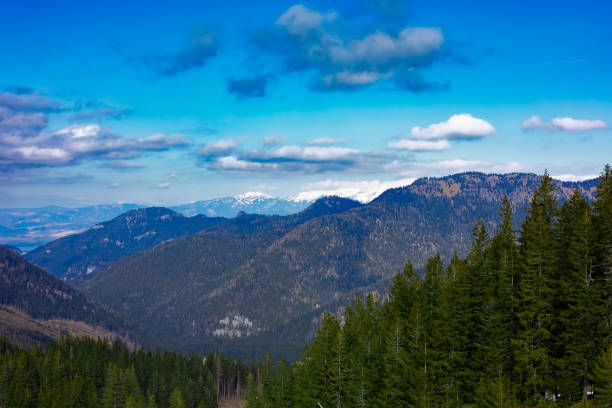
<box><xmin>246</xmin><ymin>166</ymin><xmax>612</xmax><ymax>407</ymax></box>
<box><xmin>0</xmin><ymin>335</ymin><xmax>251</xmax><ymax>408</ymax></box>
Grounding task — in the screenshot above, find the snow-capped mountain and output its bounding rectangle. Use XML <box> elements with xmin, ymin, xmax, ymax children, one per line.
<box><xmin>170</xmin><ymin>192</ymin><xmax>312</xmax><ymax>218</ymax></box>
<box><xmin>171</xmin><ymin>192</ymin><xmax>310</xmax><ymax>217</ymax></box>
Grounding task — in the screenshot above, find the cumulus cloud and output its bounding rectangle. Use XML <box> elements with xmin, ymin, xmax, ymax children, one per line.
<box><xmin>0</xmin><ymin>92</ymin><xmax>62</xmax><ymax>113</ymax></box>
<box><xmin>245</xmin><ymin>4</ymin><xmax>448</xmax><ymax>94</ymax></box>
<box><xmin>291</xmin><ymin>177</ymin><xmax>416</xmax><ymax>203</ymax></box>
<box><xmin>552</xmin><ymin>174</ymin><xmax>599</xmax><ymax>182</ymax></box>
<box><xmin>197</xmin><ymin>138</ymin><xmax>239</xmax><ymax>158</ymax></box>
<box><xmin>409</xmin><ymin>114</ymin><xmax>496</xmax><ymax>140</ymax></box>
<box><xmin>130</xmin><ymin>28</ymin><xmax>220</xmax><ymax>78</ymax></box>
<box><xmin>207</xmin><ymin>143</ymin><xmax>398</xmax><ymax>174</ymax></box>
<box><xmin>261</xmin><ymin>135</ymin><xmax>287</xmax><ymax>146</ymax></box>
<box><xmin>156</xmin><ymin>182</ymin><xmax>172</xmax><ymax>189</ymax></box>
<box><xmin>328</xmin><ymin>28</ymin><xmax>443</xmax><ymax>66</ymax></box>
<box><xmin>0</xmin><ymin>121</ymin><xmax>188</xmax><ymax>167</ymax></box>
<box><xmin>276</xmin><ymin>5</ymin><xmax>337</xmax><ymax>36</ymax></box>
<box><xmin>307</xmin><ymin>137</ymin><xmax>347</xmax><ymax>145</ymax></box>
<box><xmin>261</xmin><ymin>145</ymin><xmax>359</xmax><ymax>162</ymax></box>
<box><xmin>522</xmin><ymin>115</ymin><xmax>608</xmax><ymax>132</ymax></box>
<box><xmin>387</xmin><ymin>139</ymin><xmax>451</xmax><ymax>152</ymax></box>
<box><xmin>210</xmin><ymin>156</ymin><xmax>271</xmax><ymax>172</ymax></box>
<box><xmin>226</xmin><ymin>75</ymin><xmax>269</xmax><ymax>98</ymax></box>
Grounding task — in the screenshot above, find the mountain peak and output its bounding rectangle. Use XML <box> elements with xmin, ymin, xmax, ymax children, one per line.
<box><xmin>234</xmin><ymin>192</ymin><xmax>274</xmax><ymax>200</ymax></box>
<box><xmin>298</xmin><ymin>195</ymin><xmax>362</xmax><ymax>218</ymax></box>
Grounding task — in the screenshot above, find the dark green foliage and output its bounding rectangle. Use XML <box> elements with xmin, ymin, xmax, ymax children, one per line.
<box><xmin>592</xmin><ymin>345</ymin><xmax>612</xmax><ymax>406</ymax></box>
<box><xmin>0</xmin><ymin>335</ymin><xmax>252</xmax><ymax>408</ymax></box>
<box><xmin>246</xmin><ymin>167</ymin><xmax>612</xmax><ymax>407</ymax></box>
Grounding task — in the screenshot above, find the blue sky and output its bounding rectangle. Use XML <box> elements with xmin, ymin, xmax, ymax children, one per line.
<box><xmin>1</xmin><ymin>0</ymin><xmax>611</xmax><ymax>206</ymax></box>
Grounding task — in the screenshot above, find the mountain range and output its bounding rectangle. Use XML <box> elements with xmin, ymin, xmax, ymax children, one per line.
<box><xmin>5</xmin><ymin>172</ymin><xmax>599</xmax><ymax>361</ymax></box>
<box><xmin>25</xmin><ymin>207</ymin><xmax>227</xmax><ymax>281</ymax></box>
<box><xmin>29</xmin><ymin>172</ymin><xmax>592</xmax><ymax>361</ymax></box>
<box><xmin>0</xmin><ymin>194</ymin><xmax>312</xmax><ymax>252</ymax></box>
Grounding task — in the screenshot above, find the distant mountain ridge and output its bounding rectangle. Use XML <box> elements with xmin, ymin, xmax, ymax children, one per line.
<box><xmin>0</xmin><ymin>194</ymin><xmax>313</xmax><ymax>252</ymax></box>
<box><xmin>79</xmin><ymin>172</ymin><xmax>599</xmax><ymax>361</ymax></box>
<box><xmin>25</xmin><ymin>207</ymin><xmax>227</xmax><ymax>281</ymax></box>
<box><xmin>172</xmin><ymin>192</ymin><xmax>310</xmax><ymax>217</ymax></box>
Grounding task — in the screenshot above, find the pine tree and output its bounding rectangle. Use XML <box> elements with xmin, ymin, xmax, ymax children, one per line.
<box><xmin>435</xmin><ymin>252</ymin><xmax>470</xmax><ymax>406</ymax></box>
<box><xmin>168</xmin><ymin>388</ymin><xmax>186</xmax><ymax>408</ymax></box>
<box><xmin>592</xmin><ymin>345</ymin><xmax>612</xmax><ymax>406</ymax></box>
<box><xmin>592</xmin><ymin>164</ymin><xmax>612</xmax><ymax>348</ymax></box>
<box><xmin>383</xmin><ymin>317</ymin><xmax>412</xmax><ymax>408</ymax></box>
<box><xmin>554</xmin><ymin>190</ymin><xmax>597</xmax><ymax>402</ymax></box>
<box><xmin>514</xmin><ymin>171</ymin><xmax>558</xmax><ymax>403</ymax></box>
<box><xmin>244</xmin><ymin>372</ymin><xmax>261</xmax><ymax>408</ymax></box>
<box><xmin>485</xmin><ymin>197</ymin><xmax>518</xmax><ymax>380</ymax></box>
<box><xmin>102</xmin><ymin>364</ymin><xmax>128</xmax><ymax>408</ymax></box>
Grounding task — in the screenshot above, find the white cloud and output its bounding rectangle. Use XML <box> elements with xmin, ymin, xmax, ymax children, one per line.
<box><xmin>329</xmin><ymin>28</ymin><xmax>444</xmax><ymax>66</ymax></box>
<box><xmin>410</xmin><ymin>114</ymin><xmax>496</xmax><ymax>140</ymax></box>
<box><xmin>156</xmin><ymin>182</ymin><xmax>172</xmax><ymax>189</ymax></box>
<box><xmin>291</xmin><ymin>177</ymin><xmax>416</xmax><ymax>203</ymax></box>
<box><xmin>521</xmin><ymin>115</ymin><xmax>548</xmax><ymax>131</ymax></box>
<box><xmin>197</xmin><ymin>138</ymin><xmax>238</xmax><ymax>156</ymax></box>
<box><xmin>307</xmin><ymin>137</ymin><xmax>347</xmax><ymax>145</ymax></box>
<box><xmin>1</xmin><ymin>122</ymin><xmax>188</xmax><ymax>166</ymax></box>
<box><xmin>261</xmin><ymin>135</ymin><xmax>287</xmax><ymax>146</ymax></box>
<box><xmin>553</xmin><ymin>174</ymin><xmax>599</xmax><ymax>182</ymax></box>
<box><xmin>262</xmin><ymin>6</ymin><xmax>447</xmax><ymax>93</ymax></box>
<box><xmin>276</xmin><ymin>5</ymin><xmax>336</xmax><ymax>35</ymax></box>
<box><xmin>333</xmin><ymin>70</ymin><xmax>381</xmax><ymax>85</ymax></box>
<box><xmin>551</xmin><ymin>117</ymin><xmax>607</xmax><ymax>132</ymax></box>
<box><xmin>266</xmin><ymin>145</ymin><xmax>359</xmax><ymax>161</ymax></box>
<box><xmin>522</xmin><ymin>115</ymin><xmax>608</xmax><ymax>132</ymax></box>
<box><xmin>11</xmin><ymin>146</ymin><xmax>70</xmax><ymax>163</ymax></box>
<box><xmin>109</xmin><ymin>182</ymin><xmax>121</xmax><ymax>189</ymax></box>
<box><xmin>211</xmin><ymin>156</ymin><xmax>273</xmax><ymax>171</ymax></box>
<box><xmin>387</xmin><ymin>139</ymin><xmax>451</xmax><ymax>151</ymax></box>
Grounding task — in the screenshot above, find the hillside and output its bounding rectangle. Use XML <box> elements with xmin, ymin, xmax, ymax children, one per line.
<box><xmin>0</xmin><ymin>246</ymin><xmax>141</xmax><ymax>346</ymax></box>
<box><xmin>79</xmin><ymin>172</ymin><xmax>598</xmax><ymax>360</ymax></box>
<box><xmin>26</xmin><ymin>207</ymin><xmax>226</xmax><ymax>281</ymax></box>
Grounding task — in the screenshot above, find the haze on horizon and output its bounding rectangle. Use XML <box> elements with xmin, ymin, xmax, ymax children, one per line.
<box><xmin>1</xmin><ymin>0</ymin><xmax>611</xmax><ymax>208</ymax></box>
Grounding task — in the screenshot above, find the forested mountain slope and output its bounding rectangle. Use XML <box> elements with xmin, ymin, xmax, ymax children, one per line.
<box><xmin>0</xmin><ymin>246</ymin><xmax>142</xmax><ymax>346</ymax></box>
<box><xmin>244</xmin><ymin>168</ymin><xmax>612</xmax><ymax>407</ymax></box>
<box><xmin>26</xmin><ymin>207</ymin><xmax>226</xmax><ymax>281</ymax></box>
<box><xmin>81</xmin><ymin>172</ymin><xmax>598</xmax><ymax>361</ymax></box>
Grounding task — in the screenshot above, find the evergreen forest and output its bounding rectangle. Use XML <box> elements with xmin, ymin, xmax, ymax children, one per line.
<box><xmin>245</xmin><ymin>167</ymin><xmax>612</xmax><ymax>407</ymax></box>
<box><xmin>0</xmin><ymin>335</ymin><xmax>249</xmax><ymax>408</ymax></box>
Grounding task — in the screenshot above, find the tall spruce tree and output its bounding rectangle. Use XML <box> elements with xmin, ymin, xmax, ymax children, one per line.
<box><xmin>514</xmin><ymin>171</ymin><xmax>558</xmax><ymax>403</ymax></box>
<box><xmin>591</xmin><ymin>345</ymin><xmax>612</xmax><ymax>406</ymax></box>
<box><xmin>592</xmin><ymin>164</ymin><xmax>612</xmax><ymax>348</ymax></box>
<box><xmin>554</xmin><ymin>190</ymin><xmax>597</xmax><ymax>402</ymax></box>
<box><xmin>485</xmin><ymin>197</ymin><xmax>518</xmax><ymax>380</ymax></box>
